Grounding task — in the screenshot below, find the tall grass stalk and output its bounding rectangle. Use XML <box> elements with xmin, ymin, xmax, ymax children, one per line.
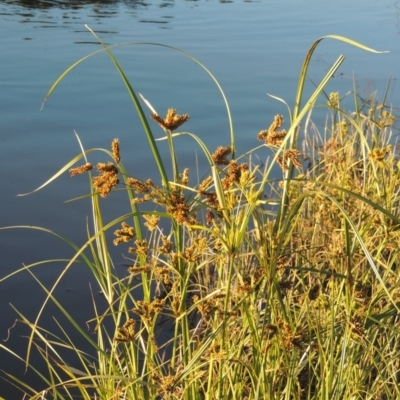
<box><xmin>1</xmin><ymin>29</ymin><xmax>399</xmax><ymax>400</ymax></box>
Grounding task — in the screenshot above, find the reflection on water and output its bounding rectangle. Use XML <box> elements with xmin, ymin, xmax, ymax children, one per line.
<box><xmin>2</xmin><ymin>0</ymin><xmax>150</xmax><ymax>10</ymax></box>
<box><xmin>0</xmin><ymin>0</ymin><xmax>179</xmax><ymax>33</ymax></box>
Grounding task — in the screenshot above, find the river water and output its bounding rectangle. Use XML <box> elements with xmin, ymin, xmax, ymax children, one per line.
<box><xmin>1</xmin><ymin>0</ymin><xmax>400</xmax><ymax>397</ymax></box>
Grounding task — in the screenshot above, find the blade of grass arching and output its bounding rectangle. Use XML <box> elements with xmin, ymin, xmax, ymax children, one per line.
<box><xmin>250</xmin><ymin>56</ymin><xmax>347</xmax><ymax>213</ymax></box>
<box><xmin>41</xmin><ymin>47</ymin><xmax>115</xmax><ymax>110</ymax></box>
<box><xmin>43</xmin><ymin>38</ymin><xmax>235</xmax><ymax>159</ymax></box>
<box><xmin>286</xmin><ymin>37</ymin><xmax>387</xmax><ymax>235</ymax></box>
<box><xmin>275</xmin><ymin>54</ymin><xmax>357</xmax><ymax>238</ymax></box>
<box><xmin>16</xmin><ymin>152</ymin><xmax>90</xmax><ymax>197</ymax></box>
<box><xmin>276</xmin><ymin>193</ymin><xmax>306</xmax><ymax>250</ymax></box>
<box><xmin>135</xmin><ymin>43</ymin><xmax>236</xmax><ymax>157</ymax></box>
<box><xmin>158</xmin><ymin>131</ymin><xmax>214</xmax><ymax>165</ymax></box>
<box><xmin>0</xmin><ymin>259</ymin><xmax>73</xmax><ymax>282</ymax></box>
<box><xmin>293</xmin><ymin>35</ymin><xmax>388</xmax><ymax>122</ymax></box>
<box><xmin>16</xmin><ymin>146</ymin><xmax>115</xmax><ymax>197</ymax></box>
<box><xmin>267</xmin><ymin>93</ymin><xmax>293</xmax><ymax>123</ymax></box>
<box><xmin>84</xmin><ymin>25</ymin><xmax>169</xmax><ymax>189</ymax></box>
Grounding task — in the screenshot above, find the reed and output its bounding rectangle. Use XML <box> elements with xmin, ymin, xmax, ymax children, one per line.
<box><xmin>1</xmin><ymin>29</ymin><xmax>399</xmax><ymax>399</ymax></box>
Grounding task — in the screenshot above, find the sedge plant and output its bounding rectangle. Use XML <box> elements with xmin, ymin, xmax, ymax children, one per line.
<box><xmin>1</xmin><ymin>27</ymin><xmax>400</xmax><ymax>400</ymax></box>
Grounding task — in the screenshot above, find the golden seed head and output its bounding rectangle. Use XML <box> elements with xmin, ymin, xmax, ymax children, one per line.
<box><xmin>114</xmin><ymin>318</ymin><xmax>136</xmax><ymax>343</ymax></box>
<box><xmin>128</xmin><ymin>265</ymin><xmax>152</xmax><ymax>274</ymax></box>
<box><xmin>378</xmin><ymin>110</ymin><xmax>395</xmax><ymax>128</ymax></box>
<box><xmin>143</xmin><ymin>214</ymin><xmax>159</xmax><ymax>231</ymax></box>
<box><xmin>97</xmin><ymin>162</ymin><xmax>118</xmax><ymax>173</ymax></box>
<box><xmin>328</xmin><ymin>92</ymin><xmax>339</xmax><ymax>108</ymax></box>
<box><xmin>151</xmin><ymin>108</ymin><xmax>190</xmax><ymax>131</ymax></box>
<box><xmin>111</xmin><ymin>138</ymin><xmax>120</xmax><ymax>163</ymax></box>
<box><xmin>268</xmin><ymin>114</ymin><xmax>284</xmax><ymax>133</ymax></box>
<box><xmin>277</xmin><ymin>149</ymin><xmax>302</xmax><ymax>171</ymax></box>
<box><xmin>69</xmin><ymin>163</ymin><xmax>93</xmax><ymax>176</ymax></box>
<box><xmin>258</xmin><ymin>115</ymin><xmax>287</xmax><ymax>146</ymax></box>
<box><xmin>157</xmin><ymin>235</ymin><xmax>173</xmax><ymax>254</ymax></box>
<box><xmin>198</xmin><ymin>176</ymin><xmax>213</xmax><ymax>195</ymax></box>
<box><xmin>93</xmin><ymin>166</ymin><xmax>119</xmax><ymax>198</ymax></box>
<box><xmin>181</xmin><ymin>168</ymin><xmax>189</xmax><ymax>186</ymax></box>
<box><xmin>257</xmin><ymin>130</ymin><xmax>268</xmax><ymax>142</ymax></box>
<box><xmin>368</xmin><ymin>146</ymin><xmax>391</xmax><ymax>163</ymax></box>
<box><xmin>181</xmin><ymin>236</ymin><xmax>207</xmax><ymax>262</ymax></box>
<box><xmin>113</xmin><ymin>221</ymin><xmax>136</xmax><ymax>245</ymax></box>
<box><xmin>267</xmin><ymin>130</ymin><xmax>287</xmax><ymax>146</ymax></box>
<box><xmin>127</xmin><ymin>178</ymin><xmax>152</xmax><ymax>194</ymax></box>
<box><xmin>129</xmin><ymin>239</ymin><xmax>149</xmax><ymax>256</ymax></box>
<box><xmin>336</xmin><ymin>120</ymin><xmax>348</xmax><ymax>136</ymax></box>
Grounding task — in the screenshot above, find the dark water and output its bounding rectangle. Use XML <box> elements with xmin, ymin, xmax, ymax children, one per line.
<box><xmin>1</xmin><ymin>0</ymin><xmax>400</xmax><ymax>397</ymax></box>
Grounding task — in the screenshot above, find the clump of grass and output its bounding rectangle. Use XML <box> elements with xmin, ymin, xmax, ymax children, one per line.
<box><xmin>1</xmin><ymin>27</ymin><xmax>400</xmax><ymax>399</ymax></box>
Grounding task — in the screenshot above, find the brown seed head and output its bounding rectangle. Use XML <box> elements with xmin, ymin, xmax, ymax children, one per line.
<box><xmin>212</xmin><ymin>145</ymin><xmax>232</xmax><ymax>165</ymax></box>
<box><xmin>143</xmin><ymin>214</ymin><xmax>159</xmax><ymax>231</ymax></box>
<box><xmin>97</xmin><ymin>162</ymin><xmax>118</xmax><ymax>174</ymax></box>
<box><xmin>126</xmin><ymin>178</ymin><xmax>152</xmax><ymax>193</ymax></box>
<box><xmin>379</xmin><ymin>110</ymin><xmax>395</xmax><ymax>128</ymax></box>
<box><xmin>151</xmin><ymin>108</ymin><xmax>190</xmax><ymax>131</ymax></box>
<box><xmin>269</xmin><ymin>114</ymin><xmax>284</xmax><ymax>132</ymax></box>
<box><xmin>258</xmin><ymin>115</ymin><xmax>287</xmax><ymax>146</ymax></box>
<box><xmin>93</xmin><ymin>170</ymin><xmax>119</xmax><ymax>197</ymax></box>
<box><xmin>205</xmin><ymin>210</ymin><xmax>215</xmax><ymax>224</ymax></box>
<box><xmin>69</xmin><ymin>163</ymin><xmax>93</xmax><ymax>176</ymax></box>
<box><xmin>129</xmin><ymin>239</ymin><xmax>149</xmax><ymax>256</ymax></box>
<box><xmin>157</xmin><ymin>235</ymin><xmax>173</xmax><ymax>254</ymax></box>
<box><xmin>113</xmin><ymin>222</ymin><xmax>136</xmax><ymax>245</ymax></box>
<box><xmin>114</xmin><ymin>318</ymin><xmax>136</xmax><ymax>343</ymax></box>
<box><xmin>277</xmin><ymin>149</ymin><xmax>302</xmax><ymax>172</ymax></box>
<box><xmin>198</xmin><ymin>176</ymin><xmax>213</xmax><ymax>195</ymax></box>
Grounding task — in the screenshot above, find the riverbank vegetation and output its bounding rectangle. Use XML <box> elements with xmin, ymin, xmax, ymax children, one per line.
<box><xmin>1</xmin><ymin>29</ymin><xmax>400</xmax><ymax>399</ymax></box>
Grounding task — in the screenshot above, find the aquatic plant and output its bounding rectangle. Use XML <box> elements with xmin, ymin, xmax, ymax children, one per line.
<box><xmin>1</xmin><ymin>28</ymin><xmax>400</xmax><ymax>399</ymax></box>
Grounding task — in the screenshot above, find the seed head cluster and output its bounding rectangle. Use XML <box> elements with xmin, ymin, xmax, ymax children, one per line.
<box><xmin>69</xmin><ymin>162</ymin><xmax>93</xmax><ymax>176</ymax></box>
<box><xmin>258</xmin><ymin>114</ymin><xmax>287</xmax><ymax>147</ymax></box>
<box><xmin>151</xmin><ymin>108</ymin><xmax>190</xmax><ymax>131</ymax></box>
<box><xmin>212</xmin><ymin>145</ymin><xmax>232</xmax><ymax>165</ymax></box>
